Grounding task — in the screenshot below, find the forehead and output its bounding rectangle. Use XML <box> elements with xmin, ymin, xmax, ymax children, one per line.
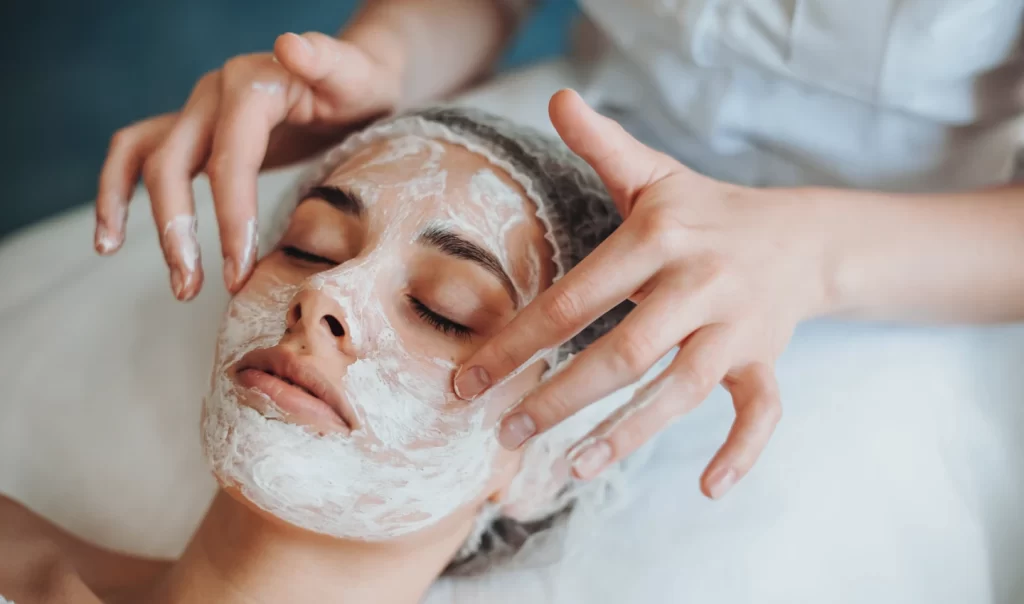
<box><xmin>316</xmin><ymin>136</ymin><xmax>551</xmax><ymax>288</ymax></box>
<box><xmin>323</xmin><ymin>136</ymin><xmax>531</xmax><ymax>214</ymax></box>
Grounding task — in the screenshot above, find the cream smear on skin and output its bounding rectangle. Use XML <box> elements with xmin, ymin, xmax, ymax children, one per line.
<box><xmin>163</xmin><ymin>214</ymin><xmax>200</xmax><ymax>273</ymax></box>
<box><xmin>203</xmin><ymin>135</ymin><xmax>540</xmax><ymax>540</ymax></box>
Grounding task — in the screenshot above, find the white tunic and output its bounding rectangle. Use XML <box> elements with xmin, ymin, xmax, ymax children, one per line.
<box><xmin>575</xmin><ymin>0</ymin><xmax>1024</xmax><ymax>191</ymax></box>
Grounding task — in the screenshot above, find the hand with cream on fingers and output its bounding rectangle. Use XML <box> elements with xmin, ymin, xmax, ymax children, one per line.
<box><xmin>455</xmin><ymin>89</ymin><xmax>833</xmax><ymax>499</ymax></box>
<box><xmin>95</xmin><ymin>31</ymin><xmax>403</xmax><ymax>300</ymax></box>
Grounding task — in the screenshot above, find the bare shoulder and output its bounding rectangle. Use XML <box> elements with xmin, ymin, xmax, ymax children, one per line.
<box><xmin>0</xmin><ymin>493</ymin><xmax>86</xmax><ymax>602</ymax></box>
<box><xmin>0</xmin><ymin>494</ymin><xmax>170</xmax><ymax>603</ymax></box>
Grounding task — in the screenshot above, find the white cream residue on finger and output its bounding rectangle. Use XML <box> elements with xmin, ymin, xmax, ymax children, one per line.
<box><xmin>239</xmin><ymin>217</ymin><xmax>259</xmax><ymax>277</ymax></box>
<box><xmin>163</xmin><ymin>214</ymin><xmax>200</xmax><ymax>272</ymax></box>
<box><xmin>96</xmin><ymin>196</ymin><xmax>127</xmax><ymax>253</ymax></box>
<box><xmin>565</xmin><ymin>376</ymin><xmax>672</xmax><ymax>462</ymax></box>
<box><xmin>251</xmin><ymin>81</ymin><xmax>284</xmax><ymax>95</ymax></box>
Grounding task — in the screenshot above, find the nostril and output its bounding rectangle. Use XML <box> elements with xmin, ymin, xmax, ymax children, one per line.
<box><xmin>289</xmin><ymin>303</ymin><xmax>303</xmax><ymax>325</ymax></box>
<box><xmin>322</xmin><ymin>315</ymin><xmax>345</xmax><ymax>337</ymax></box>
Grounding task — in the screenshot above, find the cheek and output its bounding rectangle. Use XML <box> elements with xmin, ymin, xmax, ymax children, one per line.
<box><xmin>215</xmin><ymin>265</ymin><xmax>301</xmax><ymax>363</ymax></box>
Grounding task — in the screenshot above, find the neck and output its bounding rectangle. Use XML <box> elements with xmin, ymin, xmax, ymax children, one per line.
<box><xmin>138</xmin><ymin>491</ymin><xmax>470</xmax><ymax>604</ymax></box>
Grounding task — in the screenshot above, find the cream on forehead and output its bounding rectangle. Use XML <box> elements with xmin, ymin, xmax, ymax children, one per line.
<box><xmin>328</xmin><ymin>135</ymin><xmax>539</xmax><ymax>300</ymax></box>
<box><xmin>265</xmin><ymin>116</ymin><xmax>567</xmax><ymax>287</ymax></box>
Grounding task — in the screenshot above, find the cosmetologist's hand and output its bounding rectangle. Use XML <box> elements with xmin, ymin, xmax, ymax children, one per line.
<box><xmin>95</xmin><ymin>32</ymin><xmax>402</xmax><ymax>300</ymax></box>
<box><xmin>455</xmin><ymin>89</ymin><xmax>836</xmax><ymax>499</ymax></box>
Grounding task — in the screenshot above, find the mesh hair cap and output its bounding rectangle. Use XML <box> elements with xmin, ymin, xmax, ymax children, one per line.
<box><xmin>267</xmin><ymin>106</ymin><xmax>670</xmax><ymax>573</ymax></box>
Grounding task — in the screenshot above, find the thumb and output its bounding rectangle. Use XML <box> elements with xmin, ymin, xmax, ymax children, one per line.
<box><xmin>273</xmin><ymin>32</ymin><xmax>379</xmax><ymax>107</ymax></box>
<box><xmin>549</xmin><ymin>89</ymin><xmax>680</xmax><ymax>216</ymax></box>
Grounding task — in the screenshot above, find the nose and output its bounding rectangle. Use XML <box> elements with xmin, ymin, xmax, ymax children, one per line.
<box><xmin>286</xmin><ymin>289</ymin><xmax>349</xmax><ymax>347</ymax></box>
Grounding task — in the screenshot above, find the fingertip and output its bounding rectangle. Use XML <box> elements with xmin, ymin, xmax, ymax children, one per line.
<box><xmin>94</xmin><ymin>220</ymin><xmax>121</xmax><ymax>255</ymax></box>
<box><xmin>94</xmin><ymin>229</ymin><xmax>122</xmax><ymax>256</ymax></box>
<box><xmin>453</xmin><ymin>364</ymin><xmax>491</xmax><ymax>400</ymax></box>
<box><xmin>567</xmin><ymin>437</ymin><xmax>613</xmax><ymax>481</ymax></box>
<box><xmin>548</xmin><ymin>88</ymin><xmax>589</xmax><ymax>137</ymax></box>
<box><xmin>180</xmin><ymin>264</ymin><xmax>205</xmax><ymax>301</ymax></box>
<box><xmin>273</xmin><ymin>32</ymin><xmax>314</xmax><ymax>72</ymax></box>
<box><xmin>223</xmin><ymin>257</ymin><xmax>240</xmax><ymax>294</ymax></box>
<box><xmin>548</xmin><ymin>88</ymin><xmax>581</xmax><ymax>116</ymax></box>
<box><xmin>702</xmin><ymin>465</ymin><xmax>738</xmax><ymax>500</ymax></box>
<box><xmin>497</xmin><ymin>412</ymin><xmax>537</xmax><ymax>450</ymax></box>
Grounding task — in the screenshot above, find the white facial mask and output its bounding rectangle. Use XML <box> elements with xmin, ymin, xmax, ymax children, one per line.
<box><xmin>202</xmin><ymin>135</ymin><xmax>539</xmax><ymax>540</ymax></box>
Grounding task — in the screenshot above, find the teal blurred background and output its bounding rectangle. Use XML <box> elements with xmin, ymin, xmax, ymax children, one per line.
<box><xmin>0</xmin><ymin>1</ymin><xmax>576</xmax><ymax>240</ymax></box>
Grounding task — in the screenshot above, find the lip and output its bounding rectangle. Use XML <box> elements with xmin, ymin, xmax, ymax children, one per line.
<box><xmin>233</xmin><ymin>347</ymin><xmax>358</xmax><ymax>432</ymax></box>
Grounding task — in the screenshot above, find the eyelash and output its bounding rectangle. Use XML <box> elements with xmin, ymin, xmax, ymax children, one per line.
<box><xmin>282</xmin><ymin>245</ymin><xmax>336</xmax><ymax>265</ymax></box>
<box><xmin>408</xmin><ymin>296</ymin><xmax>473</xmax><ymax>340</ymax></box>
<box><xmin>283</xmin><ymin>246</ymin><xmax>473</xmax><ymax>340</ymax></box>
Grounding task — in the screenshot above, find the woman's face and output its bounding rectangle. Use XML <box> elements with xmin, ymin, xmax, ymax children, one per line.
<box><xmin>202</xmin><ymin>135</ymin><xmax>555</xmax><ymax>541</ymax></box>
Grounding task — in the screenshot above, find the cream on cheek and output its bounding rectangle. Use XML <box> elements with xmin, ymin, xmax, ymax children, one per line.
<box><xmin>203</xmin><ymin>137</ymin><xmax>542</xmax><ymax>540</ymax></box>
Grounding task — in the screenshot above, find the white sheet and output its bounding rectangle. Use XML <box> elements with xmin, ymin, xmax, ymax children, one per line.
<box><xmin>1</xmin><ymin>60</ymin><xmax>1022</xmax><ymax>603</ymax></box>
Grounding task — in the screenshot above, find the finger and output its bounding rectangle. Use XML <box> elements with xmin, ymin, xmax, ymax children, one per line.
<box><xmin>565</xmin><ymin>324</ymin><xmax>735</xmax><ymax>480</ymax></box>
<box><xmin>273</xmin><ymin>32</ymin><xmax>384</xmax><ymax>108</ymax></box>
<box><xmin>701</xmin><ymin>363</ymin><xmax>782</xmax><ymax>500</ymax></box>
<box><xmin>207</xmin><ymin>68</ymin><xmax>286</xmax><ymax>293</ymax></box>
<box><xmin>454</xmin><ymin>223</ymin><xmax>660</xmax><ymax>401</ymax></box>
<box><xmin>498</xmin><ymin>279</ymin><xmax>707</xmax><ymax>450</ymax></box>
<box><xmin>96</xmin><ymin>114</ymin><xmax>176</xmax><ymax>254</ymax></box>
<box><xmin>548</xmin><ymin>89</ymin><xmax>679</xmax><ymax>215</ymax></box>
<box><xmin>143</xmin><ymin>73</ymin><xmax>220</xmax><ymax>300</ymax></box>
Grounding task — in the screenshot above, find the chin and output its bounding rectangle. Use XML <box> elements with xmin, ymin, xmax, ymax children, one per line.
<box><xmin>201</xmin><ymin>379</ymin><xmax>497</xmax><ymax>542</ymax></box>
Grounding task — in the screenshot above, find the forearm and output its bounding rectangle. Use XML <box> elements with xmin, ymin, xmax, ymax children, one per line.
<box><xmin>820</xmin><ymin>185</ymin><xmax>1024</xmax><ymax>323</ymax></box>
<box><xmin>339</xmin><ymin>0</ymin><xmax>521</xmax><ymax>107</ymax></box>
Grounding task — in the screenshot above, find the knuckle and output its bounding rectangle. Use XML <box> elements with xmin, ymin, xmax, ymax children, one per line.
<box><xmin>528</xmin><ymin>388</ymin><xmax>576</xmax><ymax>430</ymax></box>
<box><xmin>487</xmin><ymin>341</ymin><xmax>524</xmax><ymax>377</ymax></box>
<box><xmin>542</xmin><ymin>287</ymin><xmax>589</xmax><ymax>330</ymax></box>
<box><xmin>198</xmin><ymin>70</ymin><xmax>220</xmax><ymax>87</ymax></box>
<box><xmin>610</xmin><ymin>404</ymin><xmax>670</xmax><ymax>454</ymax></box>
<box><xmin>109</xmin><ymin>127</ymin><xmax>135</xmax><ymax>151</ymax></box>
<box><xmin>141</xmin><ymin>153</ymin><xmax>166</xmax><ymax>187</ymax></box>
<box><xmin>221</xmin><ymin>55</ymin><xmax>253</xmax><ymax>76</ymax></box>
<box><xmin>609</xmin><ymin>332</ymin><xmax>658</xmax><ymax>377</ymax></box>
<box><xmin>204</xmin><ymin>153</ymin><xmax>229</xmax><ymax>182</ymax></box>
<box><xmin>609</xmin><ymin>421</ymin><xmax>646</xmax><ymax>454</ymax></box>
<box><xmin>676</xmin><ymin>365</ymin><xmax>716</xmax><ymax>399</ymax></box>
<box><xmin>636</xmin><ymin>208</ymin><xmax>685</xmax><ymax>255</ymax></box>
<box><xmin>761</xmin><ymin>395</ymin><xmax>783</xmax><ymax>425</ymax></box>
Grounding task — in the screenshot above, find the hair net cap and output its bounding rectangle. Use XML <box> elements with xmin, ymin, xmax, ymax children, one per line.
<box><xmin>267</xmin><ymin>106</ymin><xmax>669</xmax><ymax>573</ymax></box>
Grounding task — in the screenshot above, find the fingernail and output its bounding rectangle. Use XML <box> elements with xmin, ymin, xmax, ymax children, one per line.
<box><xmin>707</xmin><ymin>468</ymin><xmax>737</xmax><ymax>500</ymax></box>
<box><xmin>454</xmin><ymin>365</ymin><xmax>491</xmax><ymax>399</ymax></box>
<box><xmin>290</xmin><ymin>32</ymin><xmax>313</xmax><ymax>54</ymax></box>
<box><xmin>223</xmin><ymin>258</ymin><xmax>238</xmax><ymax>292</ymax></box>
<box><xmin>569</xmin><ymin>439</ymin><xmax>613</xmax><ymax>480</ymax></box>
<box><xmin>171</xmin><ymin>268</ymin><xmax>184</xmax><ymax>299</ymax></box>
<box><xmin>95</xmin><ymin>224</ymin><xmax>117</xmax><ymax>255</ymax></box>
<box><xmin>498</xmin><ymin>413</ymin><xmax>536</xmax><ymax>450</ymax></box>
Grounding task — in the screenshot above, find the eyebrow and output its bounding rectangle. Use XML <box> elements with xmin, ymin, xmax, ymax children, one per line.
<box><xmin>417</xmin><ymin>226</ymin><xmax>520</xmax><ymax>308</ymax></box>
<box><xmin>301</xmin><ymin>185</ymin><xmax>364</xmax><ymax>216</ymax></box>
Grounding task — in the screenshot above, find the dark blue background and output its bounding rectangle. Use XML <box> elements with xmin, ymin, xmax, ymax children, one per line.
<box><xmin>0</xmin><ymin>0</ymin><xmax>576</xmax><ymax>239</ymax></box>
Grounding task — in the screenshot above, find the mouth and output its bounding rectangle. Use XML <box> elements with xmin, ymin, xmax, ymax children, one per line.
<box><xmin>233</xmin><ymin>347</ymin><xmax>358</xmax><ymax>433</ymax></box>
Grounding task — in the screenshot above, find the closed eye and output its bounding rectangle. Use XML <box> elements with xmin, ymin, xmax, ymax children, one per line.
<box><xmin>282</xmin><ymin>245</ymin><xmax>336</xmax><ymax>266</ymax></box>
<box><xmin>408</xmin><ymin>295</ymin><xmax>473</xmax><ymax>340</ymax></box>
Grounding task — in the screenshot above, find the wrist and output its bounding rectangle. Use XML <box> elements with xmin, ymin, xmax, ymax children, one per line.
<box><xmin>794</xmin><ymin>186</ymin><xmax>866</xmax><ymax>319</ymax></box>
<box><xmin>811</xmin><ymin>187</ymin><xmax>923</xmax><ymax>320</ymax></box>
